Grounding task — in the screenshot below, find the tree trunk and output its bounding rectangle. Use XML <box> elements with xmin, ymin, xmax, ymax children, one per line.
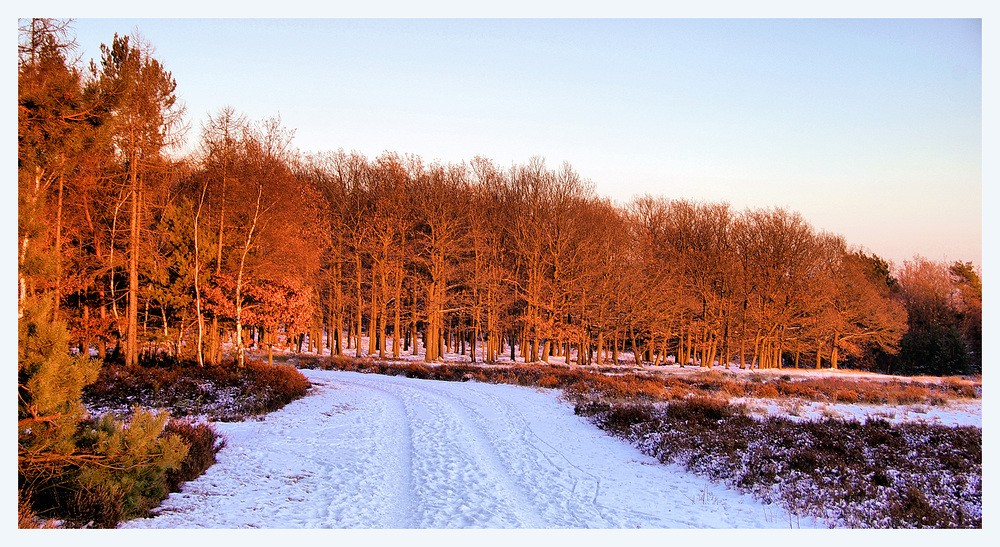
<box><xmin>234</xmin><ymin>184</ymin><xmax>263</xmax><ymax>368</ymax></box>
<box><xmin>393</xmin><ymin>271</ymin><xmax>402</xmax><ymax>358</ymax></box>
<box><xmin>471</xmin><ymin>309</ymin><xmax>479</xmax><ymax>364</ymax></box>
<box><xmin>53</xmin><ymin>172</ymin><xmax>64</xmax><ymax>321</ymax></box>
<box><xmin>369</xmin><ymin>268</ymin><xmax>378</xmax><ymax>356</ymax></box>
<box><xmin>126</xmin><ymin>165</ymin><xmax>140</xmax><ymax>368</ymax></box>
<box><xmin>410</xmin><ymin>277</ymin><xmax>419</xmax><ymax>357</ymax></box>
<box><xmin>98</xmin><ymin>301</ymin><xmax>107</xmax><ymax>359</ymax></box>
<box><xmin>831</xmin><ymin>334</ymin><xmax>840</xmax><ymax>369</ymax></box>
<box><xmin>355</xmin><ymin>254</ymin><xmax>364</xmax><ymax>358</ymax></box>
<box><xmin>629</xmin><ymin>328</ymin><xmax>639</xmax><ymax>366</ymax></box>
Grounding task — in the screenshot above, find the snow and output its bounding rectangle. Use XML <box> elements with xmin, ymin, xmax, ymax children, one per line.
<box><xmin>120</xmin><ymin>369</ymin><xmax>824</xmax><ymax>529</ymax></box>
<box><xmin>733</xmin><ymin>397</ymin><xmax>982</xmax><ymax>428</ymax></box>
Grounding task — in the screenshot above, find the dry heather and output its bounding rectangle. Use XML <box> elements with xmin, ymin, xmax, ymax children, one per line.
<box><xmin>582</xmin><ymin>398</ymin><xmax>981</xmax><ymax>528</ymax></box>
<box><xmin>298</xmin><ymin>355</ymin><xmax>979</xmax><ymax>406</ymax></box>
<box><xmin>84</xmin><ymin>358</ymin><xmax>312</xmax><ymax>421</ymax></box>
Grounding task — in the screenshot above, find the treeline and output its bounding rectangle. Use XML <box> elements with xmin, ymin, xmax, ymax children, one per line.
<box><xmin>19</xmin><ymin>21</ymin><xmax>981</xmax><ymax>377</ymax></box>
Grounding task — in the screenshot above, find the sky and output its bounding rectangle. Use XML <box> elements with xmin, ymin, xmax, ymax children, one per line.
<box><xmin>25</xmin><ymin>11</ymin><xmax>985</xmax><ymax>268</ymax></box>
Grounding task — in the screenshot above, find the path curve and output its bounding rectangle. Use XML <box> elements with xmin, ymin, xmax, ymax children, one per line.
<box><xmin>121</xmin><ymin>369</ymin><xmax>816</xmax><ymax>529</ymax></box>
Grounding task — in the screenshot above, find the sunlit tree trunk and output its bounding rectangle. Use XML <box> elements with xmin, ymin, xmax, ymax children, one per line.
<box><xmin>126</xmin><ymin>160</ymin><xmax>139</xmax><ymax>367</ymax></box>
<box><xmin>234</xmin><ymin>183</ymin><xmax>263</xmax><ymax>368</ymax></box>
<box><xmin>355</xmin><ymin>253</ymin><xmax>364</xmax><ymax>358</ymax></box>
<box><xmin>393</xmin><ymin>269</ymin><xmax>403</xmax><ymax>358</ymax></box>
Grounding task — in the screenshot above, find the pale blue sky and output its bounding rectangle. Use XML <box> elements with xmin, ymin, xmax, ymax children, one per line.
<box><xmin>62</xmin><ymin>17</ymin><xmax>983</xmax><ymax>267</ymax></box>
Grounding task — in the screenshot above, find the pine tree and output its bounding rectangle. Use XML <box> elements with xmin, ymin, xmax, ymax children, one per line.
<box><xmin>18</xmin><ymin>19</ymin><xmax>102</xmax><ymax>478</ymax></box>
<box><xmin>93</xmin><ymin>32</ymin><xmax>183</xmax><ymax>367</ymax></box>
<box><xmin>18</xmin><ymin>295</ymin><xmax>102</xmax><ymax>473</ymax></box>
<box><xmin>18</xmin><ymin>21</ymin><xmax>191</xmax><ymax>527</ymax></box>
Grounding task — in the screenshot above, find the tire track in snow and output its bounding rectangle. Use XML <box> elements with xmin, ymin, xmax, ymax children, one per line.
<box><xmin>396</xmin><ymin>379</ymin><xmax>608</xmax><ymax>526</ymax></box>
<box><xmin>313</xmin><ymin>380</ymin><xmax>417</xmax><ymax>527</ymax></box>
<box><xmin>344</xmin><ymin>374</ymin><xmax>544</xmax><ymax>528</ymax></box>
<box><xmin>122</xmin><ymin>377</ymin><xmax>417</xmax><ymax>528</ymax></box>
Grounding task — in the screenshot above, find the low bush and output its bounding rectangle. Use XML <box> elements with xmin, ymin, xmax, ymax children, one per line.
<box><xmin>597</xmin><ymin>404</ymin><xmax>654</xmax><ymax>436</ymax></box>
<box><xmin>25</xmin><ymin>355</ymin><xmax>305</xmax><ymax>528</ymax></box>
<box><xmin>666</xmin><ymin>396</ymin><xmax>739</xmax><ymax>422</ymax></box>
<box><xmin>749</xmin><ymin>383</ymin><xmax>780</xmax><ymax>399</ymax></box>
<box><xmin>234</xmin><ymin>360</ymin><xmax>312</xmax><ymax>418</ymax></box>
<box><xmin>22</xmin><ymin>412</ymin><xmax>227</xmax><ymax>529</ymax></box>
<box><xmin>163</xmin><ymin>419</ymin><xmax>227</xmax><ymax>492</ymax></box>
<box><xmin>84</xmin><ymin>357</ymin><xmax>311</xmax><ymax>421</ymax></box>
<box><xmin>832</xmin><ymin>389</ymin><xmax>859</xmax><ymax>403</ymax></box>
<box><xmin>18</xmin><ymin>490</ymin><xmax>57</xmax><ymax>529</ymax></box>
<box><xmin>578</xmin><ymin>398</ymin><xmax>981</xmax><ymax>528</ymax></box>
<box><xmin>537</xmin><ymin>374</ymin><xmax>561</xmax><ymax>388</ymax></box>
<box><xmin>720</xmin><ymin>380</ymin><xmax>746</xmax><ymax>397</ymax></box>
<box><xmin>942</xmin><ymin>376</ymin><xmax>979</xmax><ymax>399</ymax></box>
<box><xmin>22</xmin><ymin>408</ymin><xmax>185</xmax><ymax>528</ymax></box>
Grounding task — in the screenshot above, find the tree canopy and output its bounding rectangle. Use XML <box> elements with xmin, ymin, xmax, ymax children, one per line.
<box><xmin>19</xmin><ymin>20</ymin><xmax>981</xmax><ymax>378</ymax></box>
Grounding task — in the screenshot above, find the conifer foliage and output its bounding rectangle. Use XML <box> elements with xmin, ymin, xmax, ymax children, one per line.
<box><xmin>18</xmin><ymin>19</ymin><xmax>201</xmax><ymax>528</ymax></box>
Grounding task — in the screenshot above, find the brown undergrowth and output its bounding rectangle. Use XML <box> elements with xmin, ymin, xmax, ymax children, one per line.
<box><xmin>580</xmin><ymin>397</ymin><xmax>981</xmax><ymax>528</ymax></box>
<box><xmin>297</xmin><ymin>354</ymin><xmax>978</xmax><ymax>406</ymax></box>
<box><xmin>84</xmin><ymin>357</ymin><xmax>312</xmax><ymax>421</ymax></box>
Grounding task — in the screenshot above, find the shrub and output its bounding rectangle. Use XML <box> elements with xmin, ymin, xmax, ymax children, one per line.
<box><xmin>599</xmin><ymin>405</ymin><xmax>654</xmax><ymax>435</ymax></box>
<box><xmin>666</xmin><ymin>396</ymin><xmax>735</xmax><ymax>422</ymax></box>
<box><xmin>887</xmin><ymin>486</ymin><xmax>958</xmax><ymax>528</ymax></box>
<box><xmin>72</xmin><ymin>409</ymin><xmax>188</xmax><ymax>525</ymax></box>
<box><xmin>22</xmin><ymin>411</ymin><xmax>228</xmax><ymax>529</ymax></box>
<box><xmin>607</xmin><ymin>403</ymin><xmax>981</xmax><ymax>528</ymax></box>
<box><xmin>65</xmin><ymin>481</ymin><xmax>125</xmax><ymax>528</ymax></box>
<box><xmin>20</xmin><ymin>408</ymin><xmax>189</xmax><ymax>528</ymax></box>
<box><xmin>720</xmin><ymin>380</ymin><xmax>746</xmax><ymax>397</ymax></box>
<box><xmin>401</xmin><ymin>363</ymin><xmax>432</xmax><ymax>379</ymax></box>
<box><xmin>84</xmin><ymin>358</ymin><xmax>310</xmax><ymax>421</ymax></box>
<box><xmin>18</xmin><ymin>490</ymin><xmax>57</xmax><ymax>529</ymax></box>
<box><xmin>163</xmin><ymin>419</ymin><xmax>226</xmax><ymax>492</ymax></box>
<box><xmin>750</xmin><ymin>383</ymin><xmax>780</xmax><ymax>399</ymax></box>
<box><xmin>240</xmin><ymin>360</ymin><xmax>311</xmax><ymax>416</ymax></box>
<box><xmin>833</xmin><ymin>389</ymin><xmax>859</xmax><ymax>403</ymax></box>
<box><xmin>537</xmin><ymin>374</ymin><xmax>560</xmax><ymax>388</ymax></box>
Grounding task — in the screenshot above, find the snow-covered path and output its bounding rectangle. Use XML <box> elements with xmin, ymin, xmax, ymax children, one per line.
<box><xmin>121</xmin><ymin>369</ymin><xmax>820</xmax><ymax>529</ymax></box>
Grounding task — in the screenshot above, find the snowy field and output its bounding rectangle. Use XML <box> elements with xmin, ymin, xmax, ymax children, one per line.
<box><xmin>120</xmin><ymin>369</ymin><xmax>825</xmax><ymax>529</ymax></box>
<box><xmin>733</xmin><ymin>396</ymin><xmax>981</xmax><ymax>428</ymax></box>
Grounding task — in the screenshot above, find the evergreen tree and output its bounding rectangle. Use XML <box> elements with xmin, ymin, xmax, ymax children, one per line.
<box><xmin>18</xmin><ymin>19</ymin><xmax>102</xmax><ymax>475</ymax></box>
<box><xmin>18</xmin><ymin>295</ymin><xmax>102</xmax><ymax>475</ymax></box>
<box><xmin>895</xmin><ymin>257</ymin><xmax>980</xmax><ymax>376</ymax></box>
<box><xmin>93</xmin><ymin>32</ymin><xmax>184</xmax><ymax>367</ymax></box>
<box><xmin>18</xmin><ymin>21</ymin><xmax>190</xmax><ymax>526</ymax></box>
